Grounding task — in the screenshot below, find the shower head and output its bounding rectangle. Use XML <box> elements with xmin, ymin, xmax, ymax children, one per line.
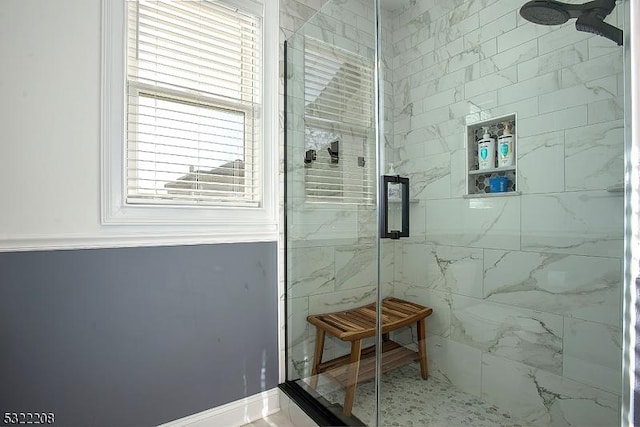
<box><xmin>520</xmin><ymin>0</ymin><xmax>572</xmax><ymax>25</ymax></box>
<box><xmin>519</xmin><ymin>0</ymin><xmax>622</xmax><ymax>45</ymax></box>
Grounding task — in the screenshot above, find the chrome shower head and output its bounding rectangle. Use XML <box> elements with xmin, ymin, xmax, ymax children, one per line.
<box><xmin>519</xmin><ymin>0</ymin><xmax>622</xmax><ymax>45</ymax></box>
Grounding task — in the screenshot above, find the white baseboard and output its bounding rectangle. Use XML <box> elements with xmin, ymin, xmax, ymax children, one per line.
<box><xmin>159</xmin><ymin>388</ymin><xmax>280</xmax><ymax>427</ymax></box>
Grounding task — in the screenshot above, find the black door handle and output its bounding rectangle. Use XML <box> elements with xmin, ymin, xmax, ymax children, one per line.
<box><xmin>380</xmin><ymin>175</ymin><xmax>409</xmax><ymax>239</ymax></box>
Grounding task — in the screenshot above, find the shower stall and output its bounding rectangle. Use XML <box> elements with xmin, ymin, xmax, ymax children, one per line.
<box><xmin>284</xmin><ymin>0</ymin><xmax>631</xmax><ymax>425</ymax></box>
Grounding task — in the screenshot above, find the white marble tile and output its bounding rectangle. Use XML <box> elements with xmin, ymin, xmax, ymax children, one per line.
<box><xmin>479</xmin><ymin>39</ymin><xmax>537</xmax><ymax>77</ymax></box>
<box><xmin>434</xmin><ymin>31</ymin><xmax>465</xmax><ymax>60</ymax></box>
<box><xmin>426</xmin><ymin>245</ymin><xmax>484</xmax><ymax>297</ymax></box>
<box><xmin>484</xmin><ymin>249</ymin><xmax>621</xmax><ymax>326</ymax></box>
<box><xmin>496</xmin><ymin>21</ymin><xmax>554</xmax><ymax>53</ymax></box>
<box><xmin>561</xmin><ymin>51</ymin><xmax>623</xmax><ymax>88</ymax></box>
<box><xmin>394</xmin><ymin>241</ymin><xmax>431</xmax><ymax>288</ymax></box>
<box><xmin>393</xmin><ymin>34</ymin><xmax>436</xmax><ymax>67</ymax></box>
<box><xmin>478</xmin><ymin>0</ymin><xmax>521</xmax><ymax>27</ymax></box>
<box><xmin>517</xmin><ymin>105</ymin><xmax>587</xmax><ymax>137</ymax></box>
<box><xmin>618</xmin><ymin>66</ymin><xmax>625</xmax><ymax>96</ymax></box>
<box><xmin>393</xmin><ymin>284</ymin><xmax>452</xmax><ymax>338</ymax></box>
<box><xmin>449</xmin><ymin>100</ymin><xmax>482</xmax><ymax>120</ymax></box>
<box><xmin>433</xmin><ymin>10</ymin><xmax>480</xmax><ymax>49</ymax></box>
<box><xmin>288</xmin><ymin>206</ymin><xmax>361</xmax><ymax>242</ymax></box>
<box><xmin>398</xmin><ymin>152</ymin><xmax>451</xmax><ymax>200</ymax></box>
<box><xmin>588</xmin><ymin>96</ymin><xmax>624</xmax><ymax>125</ymax></box>
<box><xmin>428</xmin><ymin>335</ymin><xmax>483</xmax><ymax>397</ymax></box>
<box><xmin>446</xmin><ymin>46</ymin><xmax>483</xmax><ymax>74</ymax></box>
<box><xmin>396</xmin><ymin>136</ymin><xmax>426</xmax><ymax>160</ymax></box>
<box><xmin>286</xmin><ymin>295</ymin><xmax>313</xmax><ymax>379</ymax></box>
<box><xmin>538</xmin><ymin>75</ymin><xmax>617</xmax><ymax>114</ymax></box>
<box><xmin>419</xmin><ymin>87</ymin><xmax>464</xmax><ymax>112</ymax></box>
<box><xmin>280</xmin><ymin>0</ymin><xmax>328</xmax><ymax>34</ymax></box>
<box><xmin>335</xmin><ymin>243</ymin><xmax>393</xmax><ymax>290</ymax></box>
<box><xmin>394</xmin><ymin>50</ymin><xmax>437</xmax><ymax>82</ymax></box>
<box><xmin>565</xmin><ymin>120</ymin><xmax>624</xmax><ymax>191</ymax></box>
<box><xmin>517</xmin><ymin>41</ymin><xmax>588</xmax><ymax>82</ymax></box>
<box><xmin>410</xmin><ymin>106</ymin><xmax>452</xmax><ymax>134</ymax></box>
<box><xmin>287</xmin><ymin>297</ymin><xmax>310</xmax><ymax>350</ymax></box>
<box><xmin>521</xmin><ymin>191</ymin><xmax>623</xmax><ymax>258</ymax></box>
<box><xmin>481</xmin><ymin>354</ymin><xmax>619</xmax><ymax>426</ymax></box>
<box><xmin>517</xmin><ymin>130</ymin><xmax>565</xmax><ymax>194</ymax></box>
<box><xmin>450</xmin><ymin>148</ymin><xmax>468</xmax><ymax>197</ymax></box>
<box><xmin>537</xmin><ymin>21</ymin><xmax>592</xmax><ymax>55</ymax></box>
<box><xmin>396</xmin><ymin>1</ymin><xmax>453</xmax><ymax>36</ymax></box>
<box><xmin>426</xmin><ymin>197</ymin><xmax>521</xmax><ymax>250</ymax></box>
<box><xmin>288</xmin><ymin>338</ymin><xmax>315</xmax><ymax>380</ymax></box>
<box><xmin>287</xmin><ymin>246</ymin><xmax>335</xmax><ymax>296</ymax></box>
<box><xmin>417</xmin><ymin>117</ymin><xmax>468</xmax><ymax>141</ymax></box>
<box><xmin>308</xmin><ymin>285</ymin><xmax>376</xmax><ymax>315</ymax></box>
<box><xmin>408</xmin><ymin>201</ymin><xmax>427</xmax><ymax>237</ymax></box>
<box><xmin>357</xmin><ymin>204</ymin><xmax>379</xmax><ymax>240</ymax></box>
<box><xmin>588</xmin><ymin>29</ymin><xmax>624</xmax><ymax>59</ymax></box>
<box><xmin>465</xmin><ymin>10</ymin><xmax>517</xmax><ymax>47</ymax></box>
<box><xmin>467</xmin><ymin>90</ymin><xmax>499</xmax><ymax>110</ymax></box>
<box><xmin>563</xmin><ymin>318</ymin><xmax>622</xmax><ymax>394</ymax></box>
<box><xmin>465</xmin><ymin>111</ymin><xmax>496</xmax><ymax>126</ymax></box>
<box><xmin>498</xmin><ymin>70</ymin><xmax>560</xmax><ymax>106</ymax></box>
<box><xmin>465</xmin><ymin>66</ymin><xmax>518</xmax><ymax>99</ymax></box>
<box><xmin>479</xmin><ymin>38</ymin><xmax>498</xmax><ymax>61</ymax></box>
<box><xmin>451</xmin><ymin>295</ymin><xmax>563</xmax><ymax>374</ymax></box>
<box><xmin>425</xmin><ymin>68</ymin><xmax>470</xmax><ymax>102</ymax></box>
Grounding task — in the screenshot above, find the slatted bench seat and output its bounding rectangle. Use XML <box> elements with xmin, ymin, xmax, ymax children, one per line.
<box><xmin>306</xmin><ymin>297</ymin><xmax>433</xmax><ymax>416</ymax></box>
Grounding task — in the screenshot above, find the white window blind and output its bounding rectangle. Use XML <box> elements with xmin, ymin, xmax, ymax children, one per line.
<box><xmin>126</xmin><ymin>0</ymin><xmax>261</xmax><ymax>206</ymax></box>
<box><xmin>303</xmin><ymin>37</ymin><xmax>375</xmax><ymax>205</ymax></box>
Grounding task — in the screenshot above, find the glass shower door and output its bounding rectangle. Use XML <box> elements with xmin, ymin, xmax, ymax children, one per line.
<box><xmin>285</xmin><ymin>0</ymin><xmax>630</xmax><ymax>425</ymax></box>
<box><xmin>376</xmin><ymin>0</ymin><xmax>627</xmax><ymax>426</ymax></box>
<box><xmin>284</xmin><ymin>0</ymin><xmax>381</xmax><ymax>423</ymax></box>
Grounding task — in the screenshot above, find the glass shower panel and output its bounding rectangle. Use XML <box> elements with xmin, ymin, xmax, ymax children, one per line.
<box><xmin>377</xmin><ymin>0</ymin><xmax>626</xmax><ymax>426</ymax></box>
<box><xmin>285</xmin><ymin>0</ymin><xmax>381</xmax><ymax>423</ymax></box>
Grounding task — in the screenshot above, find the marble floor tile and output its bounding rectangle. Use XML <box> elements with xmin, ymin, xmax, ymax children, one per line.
<box><xmin>319</xmin><ymin>364</ymin><xmax>524</xmax><ymax>426</ymax></box>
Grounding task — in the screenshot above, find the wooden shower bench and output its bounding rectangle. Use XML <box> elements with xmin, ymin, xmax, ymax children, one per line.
<box><xmin>307</xmin><ymin>297</ymin><xmax>433</xmax><ymax>416</ymax></box>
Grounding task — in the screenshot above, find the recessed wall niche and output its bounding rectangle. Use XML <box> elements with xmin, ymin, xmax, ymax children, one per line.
<box><xmin>465</xmin><ymin>113</ymin><xmax>518</xmax><ymax>197</ymax></box>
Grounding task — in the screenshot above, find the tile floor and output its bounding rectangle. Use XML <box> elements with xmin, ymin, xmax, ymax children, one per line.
<box><xmin>250</xmin><ymin>364</ymin><xmax>524</xmax><ymax>426</ymax></box>
<box><xmin>321</xmin><ymin>364</ymin><xmax>523</xmax><ymax>426</ymax></box>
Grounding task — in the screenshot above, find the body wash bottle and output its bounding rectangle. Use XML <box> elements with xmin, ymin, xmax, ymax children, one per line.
<box><xmin>498</xmin><ymin>121</ymin><xmax>514</xmax><ymax>167</ymax></box>
<box><xmin>478</xmin><ymin>126</ymin><xmax>496</xmax><ymax>170</ymax></box>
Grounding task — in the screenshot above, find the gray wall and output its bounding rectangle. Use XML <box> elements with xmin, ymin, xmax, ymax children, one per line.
<box><xmin>0</xmin><ymin>242</ymin><xmax>278</xmax><ymax>427</ymax></box>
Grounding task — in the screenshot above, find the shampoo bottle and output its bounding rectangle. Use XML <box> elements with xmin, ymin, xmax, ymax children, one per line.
<box><xmin>478</xmin><ymin>126</ymin><xmax>496</xmax><ymax>170</ymax></box>
<box><xmin>497</xmin><ymin>121</ymin><xmax>514</xmax><ymax>167</ymax></box>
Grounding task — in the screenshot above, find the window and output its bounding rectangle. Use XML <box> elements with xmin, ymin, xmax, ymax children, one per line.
<box><xmin>102</xmin><ymin>0</ymin><xmax>277</xmax><ymax>237</ymax></box>
<box><xmin>302</xmin><ymin>37</ymin><xmax>375</xmax><ymax>205</ymax></box>
<box><xmin>127</xmin><ymin>0</ymin><xmax>260</xmax><ymax>206</ymax></box>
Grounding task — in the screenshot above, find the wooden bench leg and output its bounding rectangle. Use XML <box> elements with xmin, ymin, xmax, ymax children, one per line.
<box><xmin>310</xmin><ymin>328</ymin><xmax>325</xmax><ymax>388</ymax></box>
<box><xmin>343</xmin><ymin>339</ymin><xmax>362</xmax><ymax>416</ymax></box>
<box><xmin>417</xmin><ymin>319</ymin><xmax>428</xmax><ymax>379</ymax></box>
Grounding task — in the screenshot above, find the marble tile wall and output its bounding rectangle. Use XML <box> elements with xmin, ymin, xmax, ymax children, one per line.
<box><xmin>388</xmin><ymin>0</ymin><xmax>624</xmax><ymax>424</ymax></box>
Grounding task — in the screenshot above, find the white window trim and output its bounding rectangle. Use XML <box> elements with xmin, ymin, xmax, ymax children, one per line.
<box><xmin>100</xmin><ymin>0</ymin><xmax>278</xmax><ymax>240</ymax></box>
